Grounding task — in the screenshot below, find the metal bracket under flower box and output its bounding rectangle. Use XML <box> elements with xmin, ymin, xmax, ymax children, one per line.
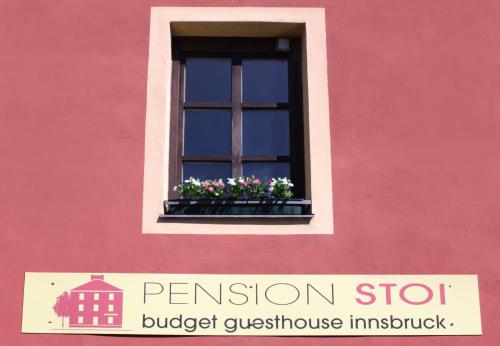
<box><xmin>161</xmin><ymin>199</ymin><xmax>313</xmax><ymax>219</ymax></box>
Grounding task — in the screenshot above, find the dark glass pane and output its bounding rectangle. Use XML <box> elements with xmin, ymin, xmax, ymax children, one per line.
<box><xmin>242</xmin><ymin>59</ymin><xmax>288</xmax><ymax>103</ymax></box>
<box><xmin>185</xmin><ymin>58</ymin><xmax>231</xmax><ymax>102</ymax></box>
<box><xmin>243</xmin><ymin>110</ymin><xmax>289</xmax><ymax>156</ymax></box>
<box><xmin>243</xmin><ymin>162</ymin><xmax>290</xmax><ymax>181</ymax></box>
<box><xmin>183</xmin><ymin>163</ymin><xmax>232</xmax><ymax>181</ymax></box>
<box><xmin>184</xmin><ymin>110</ymin><xmax>231</xmax><ymax>155</ymax></box>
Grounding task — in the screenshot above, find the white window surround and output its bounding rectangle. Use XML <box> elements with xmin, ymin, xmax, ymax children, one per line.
<box><xmin>143</xmin><ymin>7</ymin><xmax>333</xmax><ymax>234</ymax></box>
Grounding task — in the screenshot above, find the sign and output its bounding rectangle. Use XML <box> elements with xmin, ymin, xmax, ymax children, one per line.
<box><xmin>22</xmin><ymin>273</ymin><xmax>481</xmax><ymax>336</ymax></box>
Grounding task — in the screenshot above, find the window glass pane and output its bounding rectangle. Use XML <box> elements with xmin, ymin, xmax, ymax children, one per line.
<box><xmin>243</xmin><ymin>59</ymin><xmax>288</xmax><ymax>103</ymax></box>
<box><xmin>243</xmin><ymin>110</ymin><xmax>289</xmax><ymax>156</ymax></box>
<box><xmin>183</xmin><ymin>163</ymin><xmax>232</xmax><ymax>181</ymax></box>
<box><xmin>185</xmin><ymin>58</ymin><xmax>231</xmax><ymax>102</ymax></box>
<box><xmin>243</xmin><ymin>162</ymin><xmax>290</xmax><ymax>181</ymax></box>
<box><xmin>184</xmin><ymin>110</ymin><xmax>231</xmax><ymax>155</ymax></box>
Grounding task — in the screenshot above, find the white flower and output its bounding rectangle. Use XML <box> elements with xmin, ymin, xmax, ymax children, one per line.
<box><xmin>227</xmin><ymin>178</ymin><xmax>236</xmax><ymax>186</ymax></box>
<box><xmin>289</xmin><ymin>183</ymin><xmax>294</xmax><ymax>187</ymax></box>
<box><xmin>237</xmin><ymin>177</ymin><xmax>244</xmax><ymax>183</ymax></box>
<box><xmin>173</xmin><ymin>186</ymin><xmax>178</xmax><ymax>191</ymax></box>
<box><xmin>269</xmin><ymin>187</ymin><xmax>274</xmax><ymax>192</ymax></box>
<box><xmin>187</xmin><ymin>177</ymin><xmax>201</xmax><ymax>186</ymax></box>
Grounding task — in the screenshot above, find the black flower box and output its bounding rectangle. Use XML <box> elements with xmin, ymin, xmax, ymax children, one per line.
<box><xmin>162</xmin><ymin>199</ymin><xmax>312</xmax><ymax>218</ymax></box>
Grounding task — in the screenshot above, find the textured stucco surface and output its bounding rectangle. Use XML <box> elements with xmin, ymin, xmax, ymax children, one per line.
<box><xmin>1</xmin><ymin>0</ymin><xmax>500</xmax><ymax>345</ymax></box>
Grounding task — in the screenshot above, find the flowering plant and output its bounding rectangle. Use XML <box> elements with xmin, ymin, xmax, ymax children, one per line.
<box><xmin>174</xmin><ymin>176</ymin><xmax>294</xmax><ymax>200</ymax></box>
<box><xmin>268</xmin><ymin>177</ymin><xmax>294</xmax><ymax>199</ymax></box>
<box><xmin>226</xmin><ymin>177</ymin><xmax>246</xmax><ymax>198</ymax></box>
<box><xmin>173</xmin><ymin>177</ymin><xmax>202</xmax><ymax>199</ymax></box>
<box><xmin>201</xmin><ymin>179</ymin><xmax>225</xmax><ymax>199</ymax></box>
<box><xmin>245</xmin><ymin>176</ymin><xmax>265</xmax><ymax>198</ymax></box>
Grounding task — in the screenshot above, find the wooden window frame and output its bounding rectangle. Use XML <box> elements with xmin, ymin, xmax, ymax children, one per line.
<box><xmin>168</xmin><ymin>37</ymin><xmax>305</xmax><ymax>199</ymax></box>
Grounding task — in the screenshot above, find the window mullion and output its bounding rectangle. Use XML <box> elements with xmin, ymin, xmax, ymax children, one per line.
<box><xmin>231</xmin><ymin>59</ymin><xmax>243</xmax><ymax>177</ymax></box>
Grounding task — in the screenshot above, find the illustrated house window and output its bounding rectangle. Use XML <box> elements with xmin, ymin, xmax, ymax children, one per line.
<box><xmin>79</xmin><ymin>293</ymin><xmax>84</xmax><ymax>300</ymax></box>
<box><xmin>109</xmin><ymin>293</ymin><xmax>114</xmax><ymax>301</ymax></box>
<box><xmin>168</xmin><ymin>37</ymin><xmax>305</xmax><ymax>198</ymax></box>
<box><xmin>78</xmin><ymin>304</ymin><xmax>84</xmax><ymax>312</ymax></box>
<box><xmin>78</xmin><ymin>316</ymin><xmax>83</xmax><ymax>324</ymax></box>
<box><xmin>94</xmin><ymin>293</ymin><xmax>99</xmax><ymax>300</ymax></box>
<box><xmin>109</xmin><ymin>304</ymin><xmax>114</xmax><ymax>312</ymax></box>
<box><xmin>93</xmin><ymin>304</ymin><xmax>99</xmax><ymax>312</ymax></box>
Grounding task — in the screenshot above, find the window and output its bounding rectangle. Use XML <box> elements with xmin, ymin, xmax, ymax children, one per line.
<box><xmin>109</xmin><ymin>293</ymin><xmax>114</xmax><ymax>301</ymax></box>
<box><xmin>93</xmin><ymin>293</ymin><xmax>99</xmax><ymax>300</ymax></box>
<box><xmin>108</xmin><ymin>316</ymin><xmax>114</xmax><ymax>324</ymax></box>
<box><xmin>78</xmin><ymin>304</ymin><xmax>84</xmax><ymax>312</ymax></box>
<box><xmin>109</xmin><ymin>304</ymin><xmax>114</xmax><ymax>312</ymax></box>
<box><xmin>78</xmin><ymin>316</ymin><xmax>84</xmax><ymax>324</ymax></box>
<box><xmin>93</xmin><ymin>304</ymin><xmax>99</xmax><ymax>312</ymax></box>
<box><xmin>79</xmin><ymin>293</ymin><xmax>84</xmax><ymax>300</ymax></box>
<box><xmin>143</xmin><ymin>7</ymin><xmax>333</xmax><ymax>234</ymax></box>
<box><xmin>168</xmin><ymin>37</ymin><xmax>305</xmax><ymax>199</ymax></box>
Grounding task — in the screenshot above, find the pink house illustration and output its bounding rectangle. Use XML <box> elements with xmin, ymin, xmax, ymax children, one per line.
<box><xmin>67</xmin><ymin>275</ymin><xmax>123</xmax><ymax>328</ymax></box>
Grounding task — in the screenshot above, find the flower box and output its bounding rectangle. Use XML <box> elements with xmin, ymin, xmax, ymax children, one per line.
<box><xmin>163</xmin><ymin>199</ymin><xmax>312</xmax><ymax>217</ymax></box>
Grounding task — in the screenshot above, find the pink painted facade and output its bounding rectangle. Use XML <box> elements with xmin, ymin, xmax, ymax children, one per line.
<box><xmin>68</xmin><ymin>275</ymin><xmax>123</xmax><ymax>328</ymax></box>
<box><xmin>2</xmin><ymin>0</ymin><xmax>500</xmax><ymax>345</ymax></box>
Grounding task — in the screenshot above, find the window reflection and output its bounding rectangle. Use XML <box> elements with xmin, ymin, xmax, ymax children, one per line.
<box><xmin>243</xmin><ymin>110</ymin><xmax>290</xmax><ymax>156</ymax></box>
<box><xmin>184</xmin><ymin>110</ymin><xmax>232</xmax><ymax>156</ymax></box>
<box><xmin>242</xmin><ymin>59</ymin><xmax>288</xmax><ymax>103</ymax></box>
<box><xmin>243</xmin><ymin>162</ymin><xmax>291</xmax><ymax>181</ymax></box>
<box><xmin>185</xmin><ymin>58</ymin><xmax>232</xmax><ymax>102</ymax></box>
<box><xmin>183</xmin><ymin>163</ymin><xmax>232</xmax><ymax>181</ymax></box>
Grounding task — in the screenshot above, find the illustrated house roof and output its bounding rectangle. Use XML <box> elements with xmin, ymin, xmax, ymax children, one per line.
<box><xmin>71</xmin><ymin>275</ymin><xmax>122</xmax><ymax>292</ymax></box>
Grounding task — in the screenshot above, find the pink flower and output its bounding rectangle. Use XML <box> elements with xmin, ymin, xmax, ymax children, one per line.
<box><xmin>254</xmin><ymin>179</ymin><xmax>261</xmax><ymax>185</ymax></box>
<box><xmin>214</xmin><ymin>181</ymin><xmax>219</xmax><ymax>187</ymax></box>
<box><xmin>208</xmin><ymin>187</ymin><xmax>214</xmax><ymax>192</ymax></box>
<box><xmin>243</xmin><ymin>181</ymin><xmax>248</xmax><ymax>187</ymax></box>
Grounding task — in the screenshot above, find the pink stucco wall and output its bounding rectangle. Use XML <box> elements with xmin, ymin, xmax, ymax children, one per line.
<box><xmin>1</xmin><ymin>0</ymin><xmax>499</xmax><ymax>345</ymax></box>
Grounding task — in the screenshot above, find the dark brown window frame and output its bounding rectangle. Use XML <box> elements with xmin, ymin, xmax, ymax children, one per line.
<box><xmin>168</xmin><ymin>37</ymin><xmax>305</xmax><ymax>199</ymax></box>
